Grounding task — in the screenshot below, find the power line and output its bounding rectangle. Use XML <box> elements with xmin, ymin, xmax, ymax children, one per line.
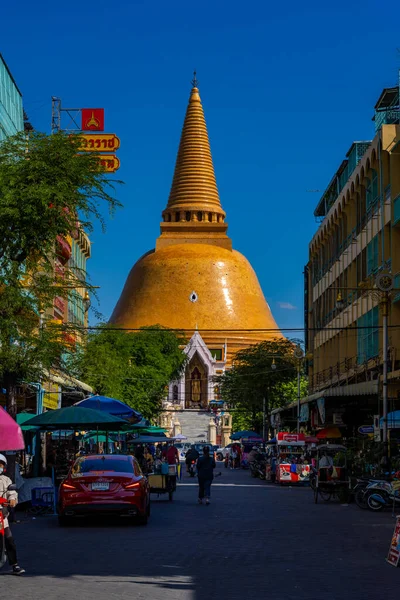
<box><xmin>51</xmin><ymin>323</ymin><xmax>400</xmax><ymax>332</ymax></box>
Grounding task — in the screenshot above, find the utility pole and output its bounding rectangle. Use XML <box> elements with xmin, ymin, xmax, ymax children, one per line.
<box><xmin>294</xmin><ymin>345</ymin><xmax>304</xmax><ymax>434</ymax></box>
<box><xmin>382</xmin><ymin>292</ymin><xmax>389</xmax><ymax>451</ymax></box>
<box><xmin>375</xmin><ymin>273</ymin><xmax>393</xmax><ymax>460</ymax></box>
<box><xmin>262</xmin><ymin>396</ymin><xmax>266</xmax><ymax>441</ymax></box>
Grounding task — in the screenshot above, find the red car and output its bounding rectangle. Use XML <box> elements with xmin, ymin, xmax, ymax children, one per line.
<box><xmin>58</xmin><ymin>454</ymin><xmax>150</xmax><ymax>526</ymax></box>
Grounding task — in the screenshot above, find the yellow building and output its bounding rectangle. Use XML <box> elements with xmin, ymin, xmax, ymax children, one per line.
<box><xmin>299</xmin><ymin>85</ymin><xmax>400</xmax><ymax>432</ymax></box>
<box><xmin>111</xmin><ymin>81</ymin><xmax>281</xmax><ymax>409</ymax></box>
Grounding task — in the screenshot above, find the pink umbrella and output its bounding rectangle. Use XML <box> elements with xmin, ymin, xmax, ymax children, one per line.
<box><xmin>0</xmin><ymin>408</ymin><xmax>25</xmax><ymax>451</ymax></box>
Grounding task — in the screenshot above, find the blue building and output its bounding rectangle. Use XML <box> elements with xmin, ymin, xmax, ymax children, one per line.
<box><xmin>0</xmin><ymin>53</ymin><xmax>23</xmax><ymax>142</ymax></box>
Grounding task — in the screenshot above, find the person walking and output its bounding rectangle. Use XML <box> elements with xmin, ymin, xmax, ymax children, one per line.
<box><xmin>196</xmin><ymin>446</ymin><xmax>216</xmax><ymax>505</ymax></box>
<box><xmin>0</xmin><ymin>454</ymin><xmax>25</xmax><ymax>575</ymax></box>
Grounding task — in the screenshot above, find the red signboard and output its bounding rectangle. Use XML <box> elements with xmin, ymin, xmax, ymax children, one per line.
<box><xmin>81</xmin><ymin>109</ymin><xmax>104</xmax><ymax>132</ymax></box>
<box><xmin>387</xmin><ymin>516</ymin><xmax>400</xmax><ymax>567</ymax></box>
<box><xmin>277</xmin><ymin>432</ymin><xmax>305</xmax><ymax>443</ymax></box>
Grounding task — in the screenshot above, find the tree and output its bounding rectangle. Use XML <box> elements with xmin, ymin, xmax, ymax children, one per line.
<box><xmin>68</xmin><ymin>325</ymin><xmax>187</xmax><ymax>421</ymax></box>
<box><xmin>0</xmin><ymin>131</ymin><xmax>121</xmax><ymax>421</ymax></box>
<box><xmin>214</xmin><ymin>338</ymin><xmax>303</xmax><ymax>434</ymax></box>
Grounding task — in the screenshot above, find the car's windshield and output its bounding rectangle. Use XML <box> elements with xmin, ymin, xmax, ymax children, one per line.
<box><xmin>72</xmin><ymin>457</ymin><xmax>134</xmax><ymax>475</ymax></box>
<box><xmin>194</xmin><ymin>444</ymin><xmax>213</xmax><ymax>453</ymax></box>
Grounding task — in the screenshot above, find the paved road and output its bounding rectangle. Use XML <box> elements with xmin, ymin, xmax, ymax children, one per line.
<box><xmin>3</xmin><ymin>465</ymin><xmax>399</xmax><ymax>599</ymax></box>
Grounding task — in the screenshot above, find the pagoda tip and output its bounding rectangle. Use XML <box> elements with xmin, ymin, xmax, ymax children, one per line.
<box><xmin>191</xmin><ymin>70</ymin><xmax>198</xmax><ymax>88</ymax></box>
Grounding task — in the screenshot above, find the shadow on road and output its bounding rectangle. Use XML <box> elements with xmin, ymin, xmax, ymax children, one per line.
<box><xmin>5</xmin><ymin>468</ymin><xmax>400</xmax><ymax>600</ymax></box>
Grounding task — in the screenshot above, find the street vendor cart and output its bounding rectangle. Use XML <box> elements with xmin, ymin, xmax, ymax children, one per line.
<box><xmin>275</xmin><ymin>432</ymin><xmax>311</xmax><ymax>484</ymax></box>
<box><xmin>312</xmin><ymin>444</ymin><xmax>350</xmax><ymax>503</ymax></box>
<box><xmin>147</xmin><ymin>465</ymin><xmax>177</xmax><ymax>501</ymax></box>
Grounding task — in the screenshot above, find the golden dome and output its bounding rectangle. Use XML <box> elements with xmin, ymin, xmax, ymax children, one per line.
<box><xmin>110</xmin><ymin>79</ymin><xmax>281</xmax><ymax>360</ymax></box>
<box><xmin>110</xmin><ymin>244</ymin><xmax>281</xmax><ymax>360</ymax></box>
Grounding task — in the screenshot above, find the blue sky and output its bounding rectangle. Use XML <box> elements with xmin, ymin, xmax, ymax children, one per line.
<box><xmin>2</xmin><ymin>0</ymin><xmax>399</xmax><ymax>333</ymax></box>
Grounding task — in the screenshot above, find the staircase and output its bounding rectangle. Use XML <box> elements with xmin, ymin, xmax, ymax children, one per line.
<box><xmin>175</xmin><ymin>410</ymin><xmax>211</xmax><ymax>443</ymax></box>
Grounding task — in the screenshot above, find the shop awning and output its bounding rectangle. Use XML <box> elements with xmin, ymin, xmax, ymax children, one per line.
<box><xmin>271</xmin><ymin>381</ymin><xmax>379</xmax><ymax>415</ymax></box>
<box><xmin>48</xmin><ymin>372</ymin><xmax>93</xmax><ymax>393</ymax></box>
<box><xmin>316</xmin><ymin>426</ymin><xmax>342</xmax><ymax>439</ymax></box>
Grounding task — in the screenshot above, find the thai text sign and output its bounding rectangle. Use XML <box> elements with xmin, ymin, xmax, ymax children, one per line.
<box><xmin>99</xmin><ymin>154</ymin><xmax>120</xmax><ymax>173</ymax></box>
<box><xmin>78</xmin><ymin>133</ymin><xmax>120</xmax><ymax>152</ymax></box>
<box><xmin>43</xmin><ymin>383</ymin><xmax>60</xmax><ymax>411</ymax></box>
<box><xmin>81</xmin><ymin>108</ymin><xmax>104</xmax><ymax>131</ymax></box>
<box><xmin>387</xmin><ymin>515</ymin><xmax>400</xmax><ymax>567</ymax></box>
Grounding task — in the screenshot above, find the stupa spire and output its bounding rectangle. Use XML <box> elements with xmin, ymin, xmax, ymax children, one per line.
<box><xmin>163</xmin><ymin>78</ymin><xmax>225</xmax><ymax>217</ymax></box>
<box><xmin>157</xmin><ymin>77</ymin><xmax>231</xmax><ymax>251</ymax></box>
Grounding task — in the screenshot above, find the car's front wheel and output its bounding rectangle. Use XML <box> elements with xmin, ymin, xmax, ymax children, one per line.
<box><xmin>217</xmin><ymin>453</ymin><xmax>223</xmax><ymax>461</ymax></box>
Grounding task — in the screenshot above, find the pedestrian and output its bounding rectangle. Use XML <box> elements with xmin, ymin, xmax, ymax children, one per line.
<box><xmin>165</xmin><ymin>442</ymin><xmax>179</xmax><ymax>466</ymax></box>
<box><xmin>197</xmin><ymin>446</ymin><xmax>216</xmax><ymax>505</ymax></box>
<box><xmin>0</xmin><ymin>454</ymin><xmax>25</xmax><ymax>575</ymax></box>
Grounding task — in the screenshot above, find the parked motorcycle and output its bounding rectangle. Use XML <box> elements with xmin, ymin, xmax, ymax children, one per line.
<box><xmin>354</xmin><ymin>471</ymin><xmax>400</xmax><ymax>510</ymax></box>
<box><xmin>365</xmin><ymin>481</ymin><xmax>400</xmax><ymax>512</ymax></box>
<box><xmin>249</xmin><ymin>458</ymin><xmax>266</xmax><ymax>480</ymax></box>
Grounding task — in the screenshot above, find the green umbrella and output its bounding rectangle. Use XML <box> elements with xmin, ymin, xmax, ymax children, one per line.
<box><xmin>23</xmin><ymin>406</ymin><xmax>127</xmax><ymax>431</ymax></box>
<box><xmin>83</xmin><ymin>434</ymin><xmax>109</xmax><ymax>443</ymax></box>
<box><xmin>16</xmin><ymin>413</ymin><xmax>39</xmax><ymax>432</ymax></box>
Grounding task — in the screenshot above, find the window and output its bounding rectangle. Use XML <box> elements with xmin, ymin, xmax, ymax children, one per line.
<box><xmin>197</xmin><ymin>211</ymin><xmax>203</xmax><ymax>222</ymax></box>
<box><xmin>210</xmin><ymin>348</ymin><xmax>223</xmax><ymax>360</ymax></box>
<box><xmin>175</xmin><ymin>212</ymin><xmax>180</xmax><ymax>222</ymax></box>
<box><xmin>367</xmin><ymin>235</ymin><xmax>379</xmax><ymax>275</ymax></box>
<box><xmin>186</xmin><ymin>212</ymin><xmax>191</xmax><ymax>222</ymax></box>
<box><xmin>172</xmin><ymin>385</ymin><xmax>178</xmax><ymax>401</ymax></box>
<box><xmin>208</xmin><ymin>212</ymin><xmax>213</xmax><ymax>222</ymax></box>
<box><xmin>357</xmin><ymin>307</ymin><xmax>379</xmax><ymax>364</ymax></box>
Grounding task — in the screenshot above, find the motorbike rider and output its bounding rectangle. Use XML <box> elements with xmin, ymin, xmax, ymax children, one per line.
<box><xmin>185</xmin><ymin>445</ymin><xmax>200</xmax><ymax>473</ymax></box>
<box><xmin>248</xmin><ymin>447</ymin><xmax>259</xmax><ymax>465</ymax></box>
<box><xmin>0</xmin><ymin>455</ymin><xmax>25</xmax><ymax>575</ymax></box>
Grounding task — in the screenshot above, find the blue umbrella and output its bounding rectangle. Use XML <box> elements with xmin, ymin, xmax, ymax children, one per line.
<box><xmin>230</xmin><ymin>430</ymin><xmax>262</xmax><ymax>441</ymax></box>
<box><xmin>74</xmin><ymin>396</ymin><xmax>142</xmax><ymax>422</ymax></box>
<box><xmin>380</xmin><ymin>410</ymin><xmax>400</xmax><ymax>429</ymax></box>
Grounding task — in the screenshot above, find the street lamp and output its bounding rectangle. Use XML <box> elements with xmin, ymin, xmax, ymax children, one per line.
<box><xmin>263</xmin><ymin>357</ymin><xmax>278</xmax><ymax>441</ymax></box>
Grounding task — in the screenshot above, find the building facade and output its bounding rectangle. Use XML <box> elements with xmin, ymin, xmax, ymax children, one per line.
<box><xmin>0</xmin><ymin>53</ymin><xmax>23</xmax><ymax>142</ymax></box>
<box><xmin>296</xmin><ymin>84</ymin><xmax>400</xmax><ymax>434</ymax></box>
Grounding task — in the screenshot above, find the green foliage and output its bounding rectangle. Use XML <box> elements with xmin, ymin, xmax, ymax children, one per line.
<box><xmin>214</xmin><ymin>338</ymin><xmax>306</xmax><ymax>433</ymax></box>
<box><xmin>68</xmin><ymin>325</ymin><xmax>187</xmax><ymax>421</ymax></box>
<box><xmin>0</xmin><ymin>131</ymin><xmax>120</xmax><ymax>269</ymax></box>
<box><xmin>0</xmin><ymin>131</ymin><xmax>122</xmax><ymax>416</ymax></box>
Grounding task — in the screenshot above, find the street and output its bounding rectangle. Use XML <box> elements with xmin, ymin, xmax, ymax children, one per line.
<box><xmin>3</xmin><ymin>465</ymin><xmax>399</xmax><ymax>599</ymax></box>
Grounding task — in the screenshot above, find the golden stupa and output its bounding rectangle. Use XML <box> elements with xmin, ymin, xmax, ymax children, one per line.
<box><xmin>110</xmin><ymin>80</ymin><xmax>281</xmax><ymax>362</ymax></box>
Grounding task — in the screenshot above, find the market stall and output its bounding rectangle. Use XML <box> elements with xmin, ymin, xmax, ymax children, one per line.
<box><xmin>127</xmin><ymin>435</ymin><xmax>178</xmax><ymax>500</ymax></box>
<box><xmin>275</xmin><ymin>432</ymin><xmax>311</xmax><ymax>484</ymax></box>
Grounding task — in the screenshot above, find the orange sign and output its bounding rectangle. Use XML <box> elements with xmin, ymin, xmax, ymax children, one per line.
<box><xmin>79</xmin><ymin>133</ymin><xmax>120</xmax><ymax>152</ymax></box>
<box><xmin>99</xmin><ymin>154</ymin><xmax>120</xmax><ymax>173</ymax></box>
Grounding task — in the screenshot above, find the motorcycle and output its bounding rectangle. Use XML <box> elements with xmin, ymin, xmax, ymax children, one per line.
<box><xmin>189</xmin><ymin>461</ymin><xmax>196</xmax><ymax>478</ymax></box>
<box><xmin>249</xmin><ymin>457</ymin><xmax>266</xmax><ymax>480</ymax></box>
<box><xmin>0</xmin><ymin>484</ymin><xmax>17</xmax><ymax>569</ymax></box>
<box><xmin>353</xmin><ymin>477</ymin><xmax>390</xmax><ymax>509</ymax></box>
<box><xmin>354</xmin><ymin>471</ymin><xmax>400</xmax><ymax>510</ymax></box>
<box><xmin>365</xmin><ymin>481</ymin><xmax>400</xmax><ymax>512</ymax></box>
